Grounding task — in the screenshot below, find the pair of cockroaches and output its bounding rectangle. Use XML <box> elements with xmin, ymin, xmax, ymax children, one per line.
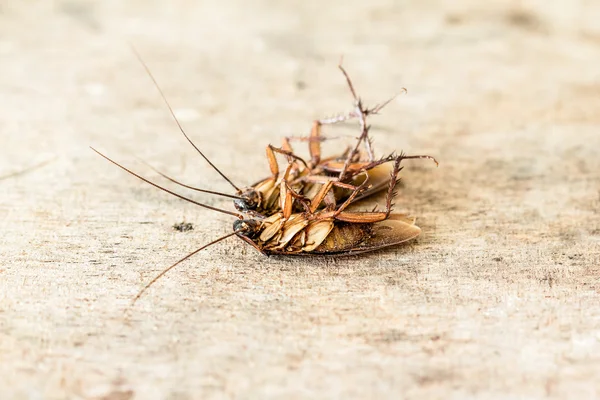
<box><xmin>92</xmin><ymin>52</ymin><xmax>437</xmax><ymax>303</ymax></box>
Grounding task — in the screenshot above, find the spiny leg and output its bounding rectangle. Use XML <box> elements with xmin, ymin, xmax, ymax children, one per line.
<box><xmin>331</xmin><ymin>170</ymin><xmax>371</xmax><ymax>217</ymax></box>
<box><xmin>279</xmin><ymin>162</ymin><xmax>313</xmax><ymax>218</ymax></box>
<box><xmin>321</xmin><ymin>156</ymin><xmax>404</xmax><ymax>223</ymax></box>
<box><xmin>307</xmin><ymin>64</ymin><xmax>402</xmax><ymax>166</ymax></box>
<box><xmin>280</xmin><ymin>135</ymin><xmax>327</xmax><ymax>177</ymax></box>
<box><xmin>279</xmin><ymin>163</ymin><xmax>295</xmax><ymax>219</ymax></box>
<box><xmin>267</xmin><ymin>145</ymin><xmax>309</xmax><ymax>171</ymax></box>
<box><xmin>265</xmin><ymin>144</ymin><xmax>280</xmax><ymax>180</ymax></box>
<box><xmin>284</xmin><ymin>181</ymin><xmax>312</xmax><ymax>213</ymax></box>
<box><xmin>337</xmin><ymin>63</ymin><xmax>371</xmax><ymax>164</ymax></box>
<box><xmin>299</xmin><ymin>174</ymin><xmax>360</xmax><ymax>190</ymax></box>
<box><xmin>265</xmin><ymin>144</ymin><xmax>311</xmax><ymax>182</ymax></box>
<box><xmin>306</xmin><ymin>175</ymin><xmax>370</xmax><ymax>213</ymax></box>
<box><xmin>320</xmin><ymin>151</ymin><xmax>438</xmax><ymax>177</ymax></box>
<box><xmin>335</xmin><ymin>62</ymin><xmax>410</xmax><ymax>171</ymax></box>
<box><xmin>380</xmin><ymin>156</ymin><xmax>404</xmax><ymax>220</ymax></box>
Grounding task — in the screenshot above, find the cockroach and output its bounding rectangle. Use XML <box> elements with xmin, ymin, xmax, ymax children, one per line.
<box><xmin>236</xmin><ymin>64</ymin><xmax>438</xmax><ymax>216</ymax></box>
<box><xmin>130</xmin><ymin>48</ymin><xmax>436</xmax><ymax>218</ymax></box>
<box><xmin>92</xmin><ymin>147</ymin><xmax>421</xmax><ymax>304</ymax></box>
<box><xmin>130</xmin><ymin>51</ymin><xmax>385</xmax><ymax>217</ymax></box>
<box><xmin>94</xmin><ymin>52</ymin><xmax>437</xmax><ymax>304</ymax></box>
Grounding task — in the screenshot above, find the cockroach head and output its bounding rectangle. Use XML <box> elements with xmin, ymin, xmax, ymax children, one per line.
<box><xmin>233</xmin><ymin>218</ymin><xmax>261</xmax><ymax>238</ymax></box>
<box><xmin>233</xmin><ymin>188</ymin><xmax>262</xmax><ymax>212</ymax></box>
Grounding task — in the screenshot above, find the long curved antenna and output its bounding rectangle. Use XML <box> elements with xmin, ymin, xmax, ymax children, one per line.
<box><xmin>91</xmin><ymin>147</ymin><xmax>243</xmax><ymax>219</ymax></box>
<box><xmin>129</xmin><ymin>45</ymin><xmax>241</xmax><ymax>192</ymax></box>
<box><xmin>137</xmin><ymin>158</ymin><xmax>245</xmax><ymax>200</ymax></box>
<box><xmin>131</xmin><ymin>230</ymin><xmax>240</xmax><ymax>305</ymax></box>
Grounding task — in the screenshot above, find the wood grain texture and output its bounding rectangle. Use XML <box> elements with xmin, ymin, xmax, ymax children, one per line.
<box><xmin>1</xmin><ymin>1</ymin><xmax>599</xmax><ymax>398</ymax></box>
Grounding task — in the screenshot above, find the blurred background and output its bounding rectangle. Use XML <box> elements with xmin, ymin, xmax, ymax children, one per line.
<box><xmin>1</xmin><ymin>1</ymin><xmax>599</xmax><ymax>398</ymax></box>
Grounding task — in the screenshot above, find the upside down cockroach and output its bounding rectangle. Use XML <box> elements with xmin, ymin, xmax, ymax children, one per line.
<box><xmin>130</xmin><ymin>48</ymin><xmax>436</xmax><ymax>219</ymax></box>
<box><xmin>93</xmin><ymin>52</ymin><xmax>438</xmax><ymax>304</ymax></box>
<box><xmin>92</xmin><ymin>148</ymin><xmax>422</xmax><ymax>304</ymax></box>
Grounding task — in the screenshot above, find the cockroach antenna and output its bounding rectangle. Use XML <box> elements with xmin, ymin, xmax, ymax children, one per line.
<box><xmin>129</xmin><ymin>44</ymin><xmax>241</xmax><ymax>192</ymax></box>
<box><xmin>136</xmin><ymin>157</ymin><xmax>246</xmax><ymax>201</ymax></box>
<box><xmin>130</xmin><ymin>229</ymin><xmax>241</xmax><ymax>306</ymax></box>
<box><xmin>91</xmin><ymin>147</ymin><xmax>243</xmax><ymax>219</ymax></box>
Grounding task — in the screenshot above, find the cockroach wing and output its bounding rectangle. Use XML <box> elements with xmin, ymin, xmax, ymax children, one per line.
<box><xmin>312</xmin><ymin>214</ymin><xmax>420</xmax><ymax>255</ymax></box>
<box><xmin>333</xmin><ymin>162</ymin><xmax>395</xmax><ymax>203</ymax></box>
<box><xmin>349</xmin><ymin>214</ymin><xmax>420</xmax><ymax>253</ymax></box>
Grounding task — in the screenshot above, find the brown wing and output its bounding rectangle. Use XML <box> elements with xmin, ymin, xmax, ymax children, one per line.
<box><xmin>333</xmin><ymin>162</ymin><xmax>395</xmax><ymax>203</ymax></box>
<box><xmin>311</xmin><ymin>214</ymin><xmax>420</xmax><ymax>255</ymax></box>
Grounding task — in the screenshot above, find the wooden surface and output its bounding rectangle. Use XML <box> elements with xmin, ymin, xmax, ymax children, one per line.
<box><xmin>1</xmin><ymin>1</ymin><xmax>599</xmax><ymax>398</ymax></box>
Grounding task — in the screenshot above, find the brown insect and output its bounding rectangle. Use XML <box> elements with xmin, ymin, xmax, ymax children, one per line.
<box><xmin>228</xmin><ymin>64</ymin><xmax>437</xmax><ymax>216</ymax></box>
<box><xmin>131</xmin><ymin>51</ymin><xmax>436</xmax><ymax>219</ymax></box>
<box><xmin>92</xmin><ymin>148</ymin><xmax>422</xmax><ymax>304</ymax></box>
<box><xmin>93</xmin><ymin>53</ymin><xmax>437</xmax><ymax>304</ymax></box>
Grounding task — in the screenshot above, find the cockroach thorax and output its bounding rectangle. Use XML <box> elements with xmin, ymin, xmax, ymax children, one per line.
<box><xmin>233</xmin><ymin>219</ymin><xmax>262</xmax><ymax>238</ymax></box>
<box><xmin>234</xmin><ymin>188</ymin><xmax>262</xmax><ymax>212</ymax></box>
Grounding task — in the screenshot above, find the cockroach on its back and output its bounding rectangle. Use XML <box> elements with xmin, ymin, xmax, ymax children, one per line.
<box><xmin>92</xmin><ymin>148</ymin><xmax>422</xmax><ymax>304</ymax></box>
<box><xmin>93</xmin><ymin>51</ymin><xmax>438</xmax><ymax>304</ymax></box>
<box><xmin>229</xmin><ymin>64</ymin><xmax>438</xmax><ymax>217</ymax></box>
<box><xmin>133</xmin><ymin>48</ymin><xmax>436</xmax><ymax>219</ymax></box>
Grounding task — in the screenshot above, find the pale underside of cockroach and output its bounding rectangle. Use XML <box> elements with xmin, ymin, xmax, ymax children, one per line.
<box><xmin>231</xmin><ymin>153</ymin><xmax>423</xmax><ymax>256</ymax></box>
<box><xmin>235</xmin><ymin>212</ymin><xmax>421</xmax><ymax>256</ymax></box>
<box><xmin>242</xmin><ymin>159</ymin><xmax>398</xmax><ymax>216</ymax></box>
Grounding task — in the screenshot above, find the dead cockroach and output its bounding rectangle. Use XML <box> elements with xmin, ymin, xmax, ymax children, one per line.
<box><xmin>239</xmin><ymin>64</ymin><xmax>438</xmax><ymax>217</ymax></box>
<box><xmin>92</xmin><ymin>147</ymin><xmax>421</xmax><ymax>305</ymax></box>
<box><xmin>129</xmin><ymin>46</ymin><xmax>436</xmax><ymax>219</ymax></box>
<box><xmin>94</xmin><ymin>53</ymin><xmax>437</xmax><ymax>304</ymax></box>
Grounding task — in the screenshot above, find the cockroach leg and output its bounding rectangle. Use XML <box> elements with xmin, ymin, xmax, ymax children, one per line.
<box><xmin>284</xmin><ymin>181</ymin><xmax>312</xmax><ymax>213</ymax></box>
<box><xmin>277</xmin><ymin>162</ymin><xmax>314</xmax><ymax>216</ymax></box>
<box><xmin>279</xmin><ymin>173</ymin><xmax>294</xmax><ymax>220</ymax></box>
<box><xmin>308</xmin><ymin>120</ymin><xmax>323</xmax><ymax>165</ymax></box>
<box><xmin>323</xmin><ymin>188</ymin><xmax>337</xmax><ymax>211</ymax></box>
<box><xmin>309</xmin><ymin>181</ymin><xmax>334</xmax><ymax>213</ymax></box>
<box><xmin>332</xmin><ymin>156</ymin><xmax>404</xmax><ymax>224</ymax></box>
<box><xmin>267</xmin><ymin>145</ymin><xmax>309</xmax><ymax>170</ymax></box>
<box><xmin>265</xmin><ymin>144</ymin><xmax>280</xmax><ymax>180</ymax></box>
<box><xmin>307</xmin><ymin>173</ymin><xmax>368</xmax><ymax>214</ymax></box>
<box><xmin>331</xmin><ymin>170</ymin><xmax>370</xmax><ymax>216</ymax></box>
<box><xmin>402</xmin><ymin>154</ymin><xmax>439</xmax><ymax>167</ymax></box>
<box><xmin>296</xmin><ymin>174</ymin><xmax>357</xmax><ymax>190</ymax></box>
